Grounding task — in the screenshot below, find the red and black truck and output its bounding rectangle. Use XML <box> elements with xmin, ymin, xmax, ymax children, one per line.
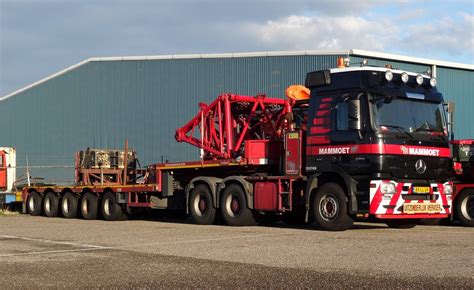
<box><xmin>23</xmin><ymin>60</ymin><xmax>454</xmax><ymax>231</ymax></box>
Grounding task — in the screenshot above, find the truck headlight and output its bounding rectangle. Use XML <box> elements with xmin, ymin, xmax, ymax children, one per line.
<box><xmin>430</xmin><ymin>77</ymin><xmax>437</xmax><ymax>87</ymax></box>
<box><xmin>401</xmin><ymin>72</ymin><xmax>409</xmax><ymax>83</ymax></box>
<box><xmin>416</xmin><ymin>74</ymin><xmax>424</xmax><ymax>85</ymax></box>
<box><xmin>385</xmin><ymin>70</ymin><xmax>393</xmax><ymax>82</ymax></box>
<box><xmin>444</xmin><ymin>184</ymin><xmax>453</xmax><ymax>195</ymax></box>
<box><xmin>380</xmin><ymin>182</ymin><xmax>396</xmax><ymax>194</ymax></box>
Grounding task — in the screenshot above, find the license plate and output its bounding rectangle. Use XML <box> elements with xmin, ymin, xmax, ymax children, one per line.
<box><xmin>413</xmin><ymin>186</ymin><xmax>430</xmax><ymax>193</ymax></box>
<box><xmin>403</xmin><ymin>203</ymin><xmax>442</xmax><ymax>214</ymax></box>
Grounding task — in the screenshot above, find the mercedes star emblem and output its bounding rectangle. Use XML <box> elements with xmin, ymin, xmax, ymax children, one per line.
<box><xmin>415</xmin><ymin>159</ymin><xmax>427</xmax><ymax>174</ymax></box>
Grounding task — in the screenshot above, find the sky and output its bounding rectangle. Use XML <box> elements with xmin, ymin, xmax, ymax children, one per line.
<box><xmin>0</xmin><ymin>0</ymin><xmax>473</xmax><ymax>96</ymax></box>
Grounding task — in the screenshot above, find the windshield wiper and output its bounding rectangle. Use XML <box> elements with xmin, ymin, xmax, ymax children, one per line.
<box><xmin>379</xmin><ymin>124</ymin><xmax>414</xmax><ymax>139</ymax></box>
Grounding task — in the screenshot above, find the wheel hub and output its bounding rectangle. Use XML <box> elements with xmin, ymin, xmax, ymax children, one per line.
<box><xmin>231</xmin><ymin>198</ymin><xmax>240</xmax><ymax>213</ymax></box>
<box><xmin>320</xmin><ymin>194</ymin><xmax>338</xmax><ymax>220</ymax></box>
<box><xmin>198</xmin><ymin>197</ymin><xmax>207</xmax><ymax>212</ymax></box>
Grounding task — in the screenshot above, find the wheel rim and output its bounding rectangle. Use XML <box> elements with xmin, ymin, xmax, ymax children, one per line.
<box><xmin>225</xmin><ymin>193</ymin><xmax>241</xmax><ymax>218</ymax></box>
<box><xmin>104</xmin><ymin>197</ymin><xmax>112</xmax><ymax>216</ymax></box>
<box><xmin>460</xmin><ymin>195</ymin><xmax>474</xmax><ymax>221</ymax></box>
<box><xmin>319</xmin><ymin>193</ymin><xmax>338</xmax><ymax>221</ymax></box>
<box><xmin>82</xmin><ymin>199</ymin><xmax>89</xmax><ymax>214</ymax></box>
<box><xmin>45</xmin><ymin>197</ymin><xmax>51</xmax><ymax>213</ymax></box>
<box><xmin>193</xmin><ymin>193</ymin><xmax>207</xmax><ymax>217</ymax></box>
<box><xmin>62</xmin><ymin>198</ymin><xmax>70</xmax><ymax>214</ymax></box>
<box><xmin>28</xmin><ymin>196</ymin><xmax>35</xmax><ymax>212</ymax></box>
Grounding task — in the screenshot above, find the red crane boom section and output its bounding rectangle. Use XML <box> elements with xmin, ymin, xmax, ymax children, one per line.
<box><xmin>175</xmin><ymin>94</ymin><xmax>294</xmax><ymax>160</ymax></box>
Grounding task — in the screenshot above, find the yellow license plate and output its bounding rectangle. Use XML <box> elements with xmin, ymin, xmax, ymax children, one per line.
<box><xmin>413</xmin><ymin>186</ymin><xmax>430</xmax><ymax>193</ymax></box>
<box><xmin>403</xmin><ymin>203</ymin><xmax>442</xmax><ymax>214</ymax></box>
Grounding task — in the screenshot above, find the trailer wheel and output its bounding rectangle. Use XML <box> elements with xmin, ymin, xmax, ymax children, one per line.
<box><xmin>80</xmin><ymin>192</ymin><xmax>98</xmax><ymax>220</ymax></box>
<box><xmin>220</xmin><ymin>184</ymin><xmax>256</xmax><ymax>226</ymax></box>
<box><xmin>101</xmin><ymin>191</ymin><xmax>126</xmax><ymax>221</ymax></box>
<box><xmin>43</xmin><ymin>192</ymin><xmax>59</xmax><ymax>217</ymax></box>
<box><xmin>455</xmin><ymin>189</ymin><xmax>474</xmax><ymax>227</ymax></box>
<box><xmin>189</xmin><ymin>184</ymin><xmax>216</xmax><ymax>225</ymax></box>
<box><xmin>61</xmin><ymin>192</ymin><xmax>79</xmax><ymax>218</ymax></box>
<box><xmin>27</xmin><ymin>191</ymin><xmax>43</xmax><ymax>216</ymax></box>
<box><xmin>385</xmin><ymin>219</ymin><xmax>418</xmax><ymax>229</ymax></box>
<box><xmin>312</xmin><ymin>183</ymin><xmax>353</xmax><ymax>231</ymax></box>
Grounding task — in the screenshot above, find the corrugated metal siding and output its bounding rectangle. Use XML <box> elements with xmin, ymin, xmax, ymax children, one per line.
<box><xmin>0</xmin><ymin>54</ymin><xmax>471</xmax><ymax>183</ymax></box>
<box><xmin>0</xmin><ymin>55</ymin><xmax>340</xmax><ymax>183</ymax></box>
<box><xmin>437</xmin><ymin>67</ymin><xmax>474</xmax><ymax>139</ymax></box>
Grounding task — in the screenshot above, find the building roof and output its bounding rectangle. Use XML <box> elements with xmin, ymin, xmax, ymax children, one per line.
<box><xmin>1</xmin><ymin>49</ymin><xmax>473</xmax><ymax>101</ymax></box>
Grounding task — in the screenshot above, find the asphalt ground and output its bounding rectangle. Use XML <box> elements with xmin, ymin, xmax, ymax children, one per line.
<box><xmin>0</xmin><ymin>213</ymin><xmax>473</xmax><ymax>288</ymax></box>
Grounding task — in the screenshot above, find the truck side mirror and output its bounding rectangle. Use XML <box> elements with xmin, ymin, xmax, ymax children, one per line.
<box><xmin>348</xmin><ymin>100</ymin><xmax>362</xmax><ymax>130</ymax></box>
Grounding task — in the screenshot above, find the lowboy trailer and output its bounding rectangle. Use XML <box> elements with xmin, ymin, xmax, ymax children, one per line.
<box><xmin>23</xmin><ymin>59</ymin><xmax>455</xmax><ymax>231</ymax></box>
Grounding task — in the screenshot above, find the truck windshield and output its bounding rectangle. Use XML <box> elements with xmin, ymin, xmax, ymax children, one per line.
<box><xmin>370</xmin><ymin>96</ymin><xmax>445</xmax><ymax>133</ymax></box>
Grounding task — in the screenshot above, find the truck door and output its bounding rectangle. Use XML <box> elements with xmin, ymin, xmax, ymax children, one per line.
<box><xmin>285</xmin><ymin>131</ymin><xmax>301</xmax><ymax>175</ymax></box>
<box><xmin>0</xmin><ymin>151</ymin><xmax>6</xmax><ymax>190</ymax></box>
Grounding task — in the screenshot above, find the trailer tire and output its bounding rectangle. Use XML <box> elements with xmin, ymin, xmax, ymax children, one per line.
<box><xmin>189</xmin><ymin>184</ymin><xmax>216</xmax><ymax>225</ymax></box>
<box><xmin>27</xmin><ymin>192</ymin><xmax>43</xmax><ymax>216</ymax></box>
<box><xmin>80</xmin><ymin>192</ymin><xmax>98</xmax><ymax>220</ymax></box>
<box><xmin>101</xmin><ymin>191</ymin><xmax>126</xmax><ymax>221</ymax></box>
<box><xmin>61</xmin><ymin>192</ymin><xmax>79</xmax><ymax>218</ymax></box>
<box><xmin>455</xmin><ymin>189</ymin><xmax>474</xmax><ymax>227</ymax></box>
<box><xmin>312</xmin><ymin>183</ymin><xmax>353</xmax><ymax>231</ymax></box>
<box><xmin>385</xmin><ymin>219</ymin><xmax>418</xmax><ymax>229</ymax></box>
<box><xmin>43</xmin><ymin>192</ymin><xmax>59</xmax><ymax>217</ymax></box>
<box><xmin>220</xmin><ymin>184</ymin><xmax>256</xmax><ymax>226</ymax></box>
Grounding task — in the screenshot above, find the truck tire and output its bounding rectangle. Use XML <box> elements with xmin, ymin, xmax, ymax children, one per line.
<box><xmin>43</xmin><ymin>192</ymin><xmax>59</xmax><ymax>217</ymax></box>
<box><xmin>80</xmin><ymin>192</ymin><xmax>98</xmax><ymax>220</ymax></box>
<box><xmin>312</xmin><ymin>183</ymin><xmax>354</xmax><ymax>231</ymax></box>
<box><xmin>189</xmin><ymin>184</ymin><xmax>216</xmax><ymax>225</ymax></box>
<box><xmin>61</xmin><ymin>192</ymin><xmax>79</xmax><ymax>218</ymax></box>
<box><xmin>385</xmin><ymin>219</ymin><xmax>418</xmax><ymax>229</ymax></box>
<box><xmin>455</xmin><ymin>189</ymin><xmax>474</xmax><ymax>227</ymax></box>
<box><xmin>220</xmin><ymin>184</ymin><xmax>256</xmax><ymax>226</ymax></box>
<box><xmin>27</xmin><ymin>191</ymin><xmax>43</xmax><ymax>216</ymax></box>
<box><xmin>101</xmin><ymin>191</ymin><xmax>126</xmax><ymax>221</ymax></box>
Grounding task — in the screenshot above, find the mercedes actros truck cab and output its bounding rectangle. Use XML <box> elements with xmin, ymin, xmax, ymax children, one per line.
<box><xmin>303</xmin><ymin>63</ymin><xmax>453</xmax><ymax>229</ymax></box>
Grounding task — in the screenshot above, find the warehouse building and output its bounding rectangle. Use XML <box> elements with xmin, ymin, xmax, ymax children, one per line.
<box><xmin>0</xmin><ymin>49</ymin><xmax>473</xmax><ymax>183</ymax></box>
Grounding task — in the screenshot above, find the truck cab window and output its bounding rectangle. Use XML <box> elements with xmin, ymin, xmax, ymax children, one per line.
<box><xmin>336</xmin><ymin>102</ymin><xmax>349</xmax><ymax>131</ymax></box>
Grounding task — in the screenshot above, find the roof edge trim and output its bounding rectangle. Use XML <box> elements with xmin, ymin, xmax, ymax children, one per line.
<box><xmin>2</xmin><ymin>49</ymin><xmax>471</xmax><ymax>101</ymax></box>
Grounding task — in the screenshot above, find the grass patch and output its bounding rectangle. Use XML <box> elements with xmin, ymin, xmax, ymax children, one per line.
<box><xmin>0</xmin><ymin>210</ymin><xmax>20</xmax><ymax>216</ymax></box>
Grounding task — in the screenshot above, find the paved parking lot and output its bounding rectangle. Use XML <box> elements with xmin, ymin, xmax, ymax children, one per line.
<box><xmin>0</xmin><ymin>214</ymin><xmax>473</xmax><ymax>288</ymax></box>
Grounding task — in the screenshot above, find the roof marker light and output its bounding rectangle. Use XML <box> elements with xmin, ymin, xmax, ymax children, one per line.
<box><xmin>416</xmin><ymin>74</ymin><xmax>424</xmax><ymax>85</ymax></box>
<box><xmin>430</xmin><ymin>77</ymin><xmax>437</xmax><ymax>87</ymax></box>
<box><xmin>401</xmin><ymin>72</ymin><xmax>409</xmax><ymax>83</ymax></box>
<box><xmin>385</xmin><ymin>70</ymin><xmax>393</xmax><ymax>82</ymax></box>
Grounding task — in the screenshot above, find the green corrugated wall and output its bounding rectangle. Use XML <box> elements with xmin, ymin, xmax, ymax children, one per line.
<box><xmin>0</xmin><ymin>54</ymin><xmax>472</xmax><ymax>183</ymax></box>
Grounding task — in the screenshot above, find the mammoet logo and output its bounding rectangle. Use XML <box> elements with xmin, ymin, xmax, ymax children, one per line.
<box><xmin>318</xmin><ymin>146</ymin><xmax>351</xmax><ymax>155</ymax></box>
<box><xmin>400</xmin><ymin>145</ymin><xmax>440</xmax><ymax>156</ymax></box>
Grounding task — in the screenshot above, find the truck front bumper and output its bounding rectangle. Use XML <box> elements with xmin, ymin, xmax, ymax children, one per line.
<box><xmin>369</xmin><ymin>180</ymin><xmax>452</xmax><ymax>219</ymax></box>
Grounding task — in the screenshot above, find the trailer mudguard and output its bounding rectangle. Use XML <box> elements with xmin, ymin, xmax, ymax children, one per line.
<box><xmin>216</xmin><ymin>176</ymin><xmax>254</xmax><ymax>209</ymax></box>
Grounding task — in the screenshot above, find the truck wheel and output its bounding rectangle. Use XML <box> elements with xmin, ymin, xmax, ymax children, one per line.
<box><xmin>455</xmin><ymin>189</ymin><xmax>474</xmax><ymax>227</ymax></box>
<box><xmin>385</xmin><ymin>219</ymin><xmax>418</xmax><ymax>229</ymax></box>
<box><xmin>189</xmin><ymin>184</ymin><xmax>216</xmax><ymax>225</ymax></box>
<box><xmin>312</xmin><ymin>183</ymin><xmax>353</xmax><ymax>231</ymax></box>
<box><xmin>80</xmin><ymin>192</ymin><xmax>98</xmax><ymax>220</ymax></box>
<box><xmin>101</xmin><ymin>191</ymin><xmax>126</xmax><ymax>221</ymax></box>
<box><xmin>220</xmin><ymin>184</ymin><xmax>256</xmax><ymax>226</ymax></box>
<box><xmin>43</xmin><ymin>192</ymin><xmax>59</xmax><ymax>217</ymax></box>
<box><xmin>27</xmin><ymin>191</ymin><xmax>43</xmax><ymax>216</ymax></box>
<box><xmin>61</xmin><ymin>192</ymin><xmax>79</xmax><ymax>218</ymax></box>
